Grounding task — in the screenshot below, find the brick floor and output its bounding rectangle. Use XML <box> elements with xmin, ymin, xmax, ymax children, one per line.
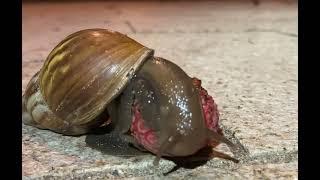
<box><xmin>22</xmin><ymin>1</ymin><xmax>297</xmax><ymax>179</ymax></box>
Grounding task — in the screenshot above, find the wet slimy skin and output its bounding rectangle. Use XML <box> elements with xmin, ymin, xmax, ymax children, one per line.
<box><xmin>109</xmin><ymin>57</ymin><xmax>236</xmax><ymax>163</ymax></box>
<box><xmin>86</xmin><ymin>57</ymin><xmax>238</xmax><ymax>164</ymax></box>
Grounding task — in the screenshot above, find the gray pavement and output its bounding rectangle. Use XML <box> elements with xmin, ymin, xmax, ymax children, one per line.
<box><xmin>22</xmin><ymin>1</ymin><xmax>298</xmax><ymax>179</ymax></box>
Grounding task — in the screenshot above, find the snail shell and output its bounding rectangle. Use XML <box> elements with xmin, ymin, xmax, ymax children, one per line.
<box><xmin>22</xmin><ymin>29</ymin><xmax>240</xmax><ymax>163</ymax></box>
<box><xmin>22</xmin><ymin>29</ymin><xmax>154</xmax><ymax>135</ymax></box>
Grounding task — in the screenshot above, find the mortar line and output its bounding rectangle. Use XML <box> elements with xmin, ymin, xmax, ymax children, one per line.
<box><xmin>121</xmin><ymin>30</ymin><xmax>297</xmax><ymax>37</ymax></box>
<box><xmin>124</xmin><ymin>20</ymin><xmax>137</xmax><ymax>34</ymax></box>
<box><xmin>25</xmin><ymin>149</ymin><xmax>297</xmax><ymax>179</ymax></box>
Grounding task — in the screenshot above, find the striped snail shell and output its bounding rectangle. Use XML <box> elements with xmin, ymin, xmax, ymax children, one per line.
<box><xmin>22</xmin><ymin>29</ymin><xmax>153</xmax><ymax>135</ymax></box>
<box><xmin>22</xmin><ymin>29</ymin><xmax>240</xmax><ymax>164</ymax></box>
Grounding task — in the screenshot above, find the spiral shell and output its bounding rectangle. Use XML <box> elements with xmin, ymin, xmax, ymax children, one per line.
<box><xmin>22</xmin><ymin>29</ymin><xmax>154</xmax><ymax>135</ymax></box>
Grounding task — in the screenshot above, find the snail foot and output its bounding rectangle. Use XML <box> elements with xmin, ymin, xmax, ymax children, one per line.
<box><xmin>85</xmin><ymin>132</ymin><xmax>147</xmax><ymax>156</ymax></box>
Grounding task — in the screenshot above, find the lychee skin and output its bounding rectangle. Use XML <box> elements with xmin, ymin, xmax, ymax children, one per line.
<box><xmin>198</xmin><ymin>81</ymin><xmax>222</xmax><ymax>135</ymax></box>
<box><xmin>130</xmin><ymin>104</ymin><xmax>158</xmax><ymax>153</ymax></box>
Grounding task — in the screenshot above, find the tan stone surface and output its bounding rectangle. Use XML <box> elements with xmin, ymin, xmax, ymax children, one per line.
<box><xmin>22</xmin><ymin>1</ymin><xmax>297</xmax><ymax>179</ymax></box>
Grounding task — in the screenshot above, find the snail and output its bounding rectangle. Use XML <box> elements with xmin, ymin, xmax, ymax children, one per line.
<box><xmin>22</xmin><ymin>29</ymin><xmax>240</xmax><ymax>165</ymax></box>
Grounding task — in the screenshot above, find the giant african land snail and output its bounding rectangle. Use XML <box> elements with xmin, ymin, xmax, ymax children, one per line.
<box><xmin>22</xmin><ymin>29</ymin><xmax>239</xmax><ymax>165</ymax></box>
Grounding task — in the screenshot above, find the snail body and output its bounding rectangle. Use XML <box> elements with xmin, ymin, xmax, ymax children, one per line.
<box><xmin>22</xmin><ymin>29</ymin><xmax>238</xmax><ymax>163</ymax></box>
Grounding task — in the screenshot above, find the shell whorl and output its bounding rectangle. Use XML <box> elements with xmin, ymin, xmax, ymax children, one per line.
<box><xmin>22</xmin><ymin>29</ymin><xmax>154</xmax><ymax>135</ymax></box>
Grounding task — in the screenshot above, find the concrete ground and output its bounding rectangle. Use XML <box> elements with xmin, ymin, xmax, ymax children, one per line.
<box><xmin>22</xmin><ymin>1</ymin><xmax>298</xmax><ymax>179</ymax></box>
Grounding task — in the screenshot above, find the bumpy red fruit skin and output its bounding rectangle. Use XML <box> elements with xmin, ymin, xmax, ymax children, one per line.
<box><xmin>130</xmin><ymin>104</ymin><xmax>158</xmax><ymax>154</ymax></box>
<box><xmin>193</xmin><ymin>78</ymin><xmax>222</xmax><ymax>135</ymax></box>
<box><xmin>199</xmin><ymin>85</ymin><xmax>222</xmax><ymax>134</ymax></box>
